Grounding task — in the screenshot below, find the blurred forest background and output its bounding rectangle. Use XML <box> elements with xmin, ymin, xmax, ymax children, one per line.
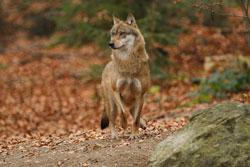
<box><xmin>0</xmin><ymin>0</ymin><xmax>249</xmax><ymax>143</ymax></box>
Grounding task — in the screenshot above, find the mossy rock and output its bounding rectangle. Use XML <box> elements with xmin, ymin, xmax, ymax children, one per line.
<box><xmin>148</xmin><ymin>102</ymin><xmax>250</xmax><ymax>167</ymax></box>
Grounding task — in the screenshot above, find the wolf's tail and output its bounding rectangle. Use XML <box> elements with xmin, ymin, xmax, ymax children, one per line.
<box><xmin>101</xmin><ymin>107</ymin><xmax>109</xmax><ymax>130</ymax></box>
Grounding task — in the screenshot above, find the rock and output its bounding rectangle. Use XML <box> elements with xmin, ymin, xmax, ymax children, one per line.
<box><xmin>203</xmin><ymin>54</ymin><xmax>250</xmax><ymax>72</ymax></box>
<box><xmin>148</xmin><ymin>102</ymin><xmax>250</xmax><ymax>167</ymax></box>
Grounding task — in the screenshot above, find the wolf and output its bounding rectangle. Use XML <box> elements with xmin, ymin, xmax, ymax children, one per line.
<box><xmin>100</xmin><ymin>13</ymin><xmax>150</xmax><ymax>139</ymax></box>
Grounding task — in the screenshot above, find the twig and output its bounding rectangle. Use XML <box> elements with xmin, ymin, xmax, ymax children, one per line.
<box><xmin>19</xmin><ymin>53</ymin><xmax>67</xmax><ymax>65</ymax></box>
<box><xmin>213</xmin><ymin>12</ymin><xmax>248</xmax><ymax>18</ymax></box>
<box><xmin>51</xmin><ymin>67</ymin><xmax>63</xmax><ymax>113</ymax></box>
<box><xmin>148</xmin><ymin>111</ymin><xmax>196</xmax><ymax>121</ymax></box>
<box><xmin>56</xmin><ymin>73</ymin><xmax>85</xmax><ymax>80</ymax></box>
<box><xmin>239</xmin><ymin>0</ymin><xmax>250</xmax><ymax>45</ymax></box>
<box><xmin>239</xmin><ymin>0</ymin><xmax>250</xmax><ymax>23</ymax></box>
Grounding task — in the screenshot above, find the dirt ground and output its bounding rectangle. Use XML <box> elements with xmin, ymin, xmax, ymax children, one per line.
<box><xmin>0</xmin><ymin>33</ymin><xmax>196</xmax><ymax>167</ymax></box>
<box><xmin>1</xmin><ymin>130</ymin><xmax>172</xmax><ymax>167</ymax></box>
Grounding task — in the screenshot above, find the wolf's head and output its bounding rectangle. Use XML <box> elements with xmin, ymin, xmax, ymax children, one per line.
<box><xmin>109</xmin><ymin>14</ymin><xmax>141</xmax><ymax>51</ymax></box>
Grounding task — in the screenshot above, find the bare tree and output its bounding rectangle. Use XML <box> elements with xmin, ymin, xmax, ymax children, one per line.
<box><xmin>193</xmin><ymin>0</ymin><xmax>250</xmax><ymax>46</ymax></box>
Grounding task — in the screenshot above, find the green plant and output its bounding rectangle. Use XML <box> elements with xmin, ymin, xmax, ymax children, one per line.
<box><xmin>0</xmin><ymin>0</ymin><xmax>59</xmax><ymax>38</ymax></box>
<box><xmin>149</xmin><ymin>85</ymin><xmax>161</xmax><ymax>95</ymax></box>
<box><xmin>25</xmin><ymin>11</ymin><xmax>57</xmax><ymax>37</ymax></box>
<box><xmin>0</xmin><ymin>2</ymin><xmax>3</xmax><ymax>34</ymax></box>
<box><xmin>243</xmin><ymin>93</ymin><xmax>249</xmax><ymax>99</ymax></box>
<box><xmin>150</xmin><ymin>47</ymin><xmax>173</xmax><ymax>81</ymax></box>
<box><xmin>53</xmin><ymin>0</ymin><xmax>196</xmax><ymax>48</ymax></box>
<box><xmin>0</xmin><ymin>64</ymin><xmax>8</xmax><ymax>69</ymax></box>
<box><xmin>81</xmin><ymin>64</ymin><xmax>105</xmax><ymax>82</ymax></box>
<box><xmin>52</xmin><ymin>0</ymin><xmax>199</xmax><ymax>81</ymax></box>
<box><xmin>189</xmin><ymin>67</ymin><xmax>250</xmax><ymax>102</ymax></box>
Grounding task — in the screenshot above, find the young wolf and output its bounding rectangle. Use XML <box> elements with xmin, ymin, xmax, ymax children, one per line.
<box><xmin>100</xmin><ymin>13</ymin><xmax>150</xmax><ymax>139</ymax></box>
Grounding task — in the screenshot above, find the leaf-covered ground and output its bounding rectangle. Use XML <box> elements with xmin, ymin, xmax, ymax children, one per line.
<box><xmin>0</xmin><ymin>7</ymin><xmax>250</xmax><ymax>166</ymax></box>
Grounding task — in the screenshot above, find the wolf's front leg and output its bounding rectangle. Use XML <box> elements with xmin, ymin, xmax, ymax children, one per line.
<box><xmin>113</xmin><ymin>92</ymin><xmax>127</xmax><ymax>129</ymax></box>
<box><xmin>129</xmin><ymin>95</ymin><xmax>144</xmax><ymax>140</ymax></box>
<box><xmin>115</xmin><ymin>78</ymin><xmax>128</xmax><ymax>129</ymax></box>
<box><xmin>109</xmin><ymin>98</ymin><xmax>118</xmax><ymax>139</ymax></box>
<box><xmin>110</xmin><ymin>124</ymin><xmax>118</xmax><ymax>139</ymax></box>
<box><xmin>130</xmin><ymin>107</ymin><xmax>147</xmax><ymax>130</ymax></box>
<box><xmin>129</xmin><ymin>79</ymin><xmax>143</xmax><ymax>140</ymax></box>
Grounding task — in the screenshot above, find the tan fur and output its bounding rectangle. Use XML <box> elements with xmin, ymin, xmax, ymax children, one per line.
<box><xmin>101</xmin><ymin>14</ymin><xmax>150</xmax><ymax>139</ymax></box>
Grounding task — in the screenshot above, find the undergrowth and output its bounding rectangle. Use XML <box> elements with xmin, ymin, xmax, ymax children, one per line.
<box><xmin>189</xmin><ymin>67</ymin><xmax>250</xmax><ymax>103</ymax></box>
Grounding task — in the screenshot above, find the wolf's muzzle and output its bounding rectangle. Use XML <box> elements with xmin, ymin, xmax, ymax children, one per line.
<box><xmin>109</xmin><ymin>41</ymin><xmax>115</xmax><ymax>48</ymax></box>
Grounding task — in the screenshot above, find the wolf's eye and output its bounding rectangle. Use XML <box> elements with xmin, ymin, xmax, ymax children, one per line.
<box><xmin>119</xmin><ymin>32</ymin><xmax>125</xmax><ymax>36</ymax></box>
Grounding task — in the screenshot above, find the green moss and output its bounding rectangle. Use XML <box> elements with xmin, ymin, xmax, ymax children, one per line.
<box><xmin>148</xmin><ymin>102</ymin><xmax>250</xmax><ymax>167</ymax></box>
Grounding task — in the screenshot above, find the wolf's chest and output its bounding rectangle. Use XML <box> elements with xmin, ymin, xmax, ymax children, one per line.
<box><xmin>115</xmin><ymin>78</ymin><xmax>141</xmax><ymax>107</ymax></box>
<box><xmin>112</xmin><ymin>52</ymin><xmax>144</xmax><ymax>76</ymax></box>
<box><xmin>116</xmin><ymin>78</ymin><xmax>141</xmax><ymax>93</ymax></box>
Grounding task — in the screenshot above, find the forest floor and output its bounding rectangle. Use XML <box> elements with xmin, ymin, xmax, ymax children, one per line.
<box><xmin>0</xmin><ymin>33</ymin><xmax>193</xmax><ymax>167</ymax></box>
<box><xmin>1</xmin><ymin>130</ymin><xmax>168</xmax><ymax>167</ymax></box>
<box><xmin>0</xmin><ymin>18</ymin><xmax>249</xmax><ymax>166</ymax></box>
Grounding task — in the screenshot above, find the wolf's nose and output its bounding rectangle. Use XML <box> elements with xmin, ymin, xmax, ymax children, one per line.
<box><xmin>109</xmin><ymin>42</ymin><xmax>114</xmax><ymax>48</ymax></box>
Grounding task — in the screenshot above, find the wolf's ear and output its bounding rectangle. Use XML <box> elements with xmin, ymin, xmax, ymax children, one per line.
<box><xmin>126</xmin><ymin>13</ymin><xmax>136</xmax><ymax>26</ymax></box>
<box><xmin>113</xmin><ymin>15</ymin><xmax>120</xmax><ymax>24</ymax></box>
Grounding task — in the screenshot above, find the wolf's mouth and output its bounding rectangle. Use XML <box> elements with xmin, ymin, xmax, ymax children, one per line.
<box><xmin>112</xmin><ymin>45</ymin><xmax>125</xmax><ymax>50</ymax></box>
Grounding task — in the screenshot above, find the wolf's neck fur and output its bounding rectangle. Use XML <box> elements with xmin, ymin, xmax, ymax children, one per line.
<box><xmin>112</xmin><ymin>38</ymin><xmax>148</xmax><ymax>77</ymax></box>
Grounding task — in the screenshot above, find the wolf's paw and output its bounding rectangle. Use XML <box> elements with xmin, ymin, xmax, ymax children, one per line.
<box><xmin>111</xmin><ymin>136</ymin><xmax>119</xmax><ymax>140</ymax></box>
<box><xmin>140</xmin><ymin>119</ymin><xmax>147</xmax><ymax>130</ymax></box>
<box><xmin>128</xmin><ymin>134</ymin><xmax>140</xmax><ymax>140</ymax></box>
<box><xmin>140</xmin><ymin>124</ymin><xmax>147</xmax><ymax>130</ymax></box>
<box><xmin>111</xmin><ymin>136</ymin><xmax>120</xmax><ymax>140</ymax></box>
<box><xmin>111</xmin><ymin>131</ymin><xmax>118</xmax><ymax>139</ymax></box>
<box><xmin>120</xmin><ymin>119</ymin><xmax>127</xmax><ymax>129</ymax></box>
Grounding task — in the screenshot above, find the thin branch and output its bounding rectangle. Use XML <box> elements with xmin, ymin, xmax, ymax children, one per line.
<box><xmin>239</xmin><ymin>0</ymin><xmax>250</xmax><ymax>23</ymax></box>
<box><xmin>19</xmin><ymin>53</ymin><xmax>67</xmax><ymax>65</ymax></box>
<box><xmin>198</xmin><ymin>7</ymin><xmax>249</xmax><ymax>19</ymax></box>
<box><xmin>239</xmin><ymin>0</ymin><xmax>246</xmax><ymax>12</ymax></box>
<box><xmin>195</xmin><ymin>0</ymin><xmax>250</xmax><ymax>46</ymax></box>
<box><xmin>239</xmin><ymin>0</ymin><xmax>250</xmax><ymax>46</ymax></box>
<box><xmin>240</xmin><ymin>0</ymin><xmax>248</xmax><ymax>14</ymax></box>
<box><xmin>213</xmin><ymin>12</ymin><xmax>248</xmax><ymax>18</ymax></box>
